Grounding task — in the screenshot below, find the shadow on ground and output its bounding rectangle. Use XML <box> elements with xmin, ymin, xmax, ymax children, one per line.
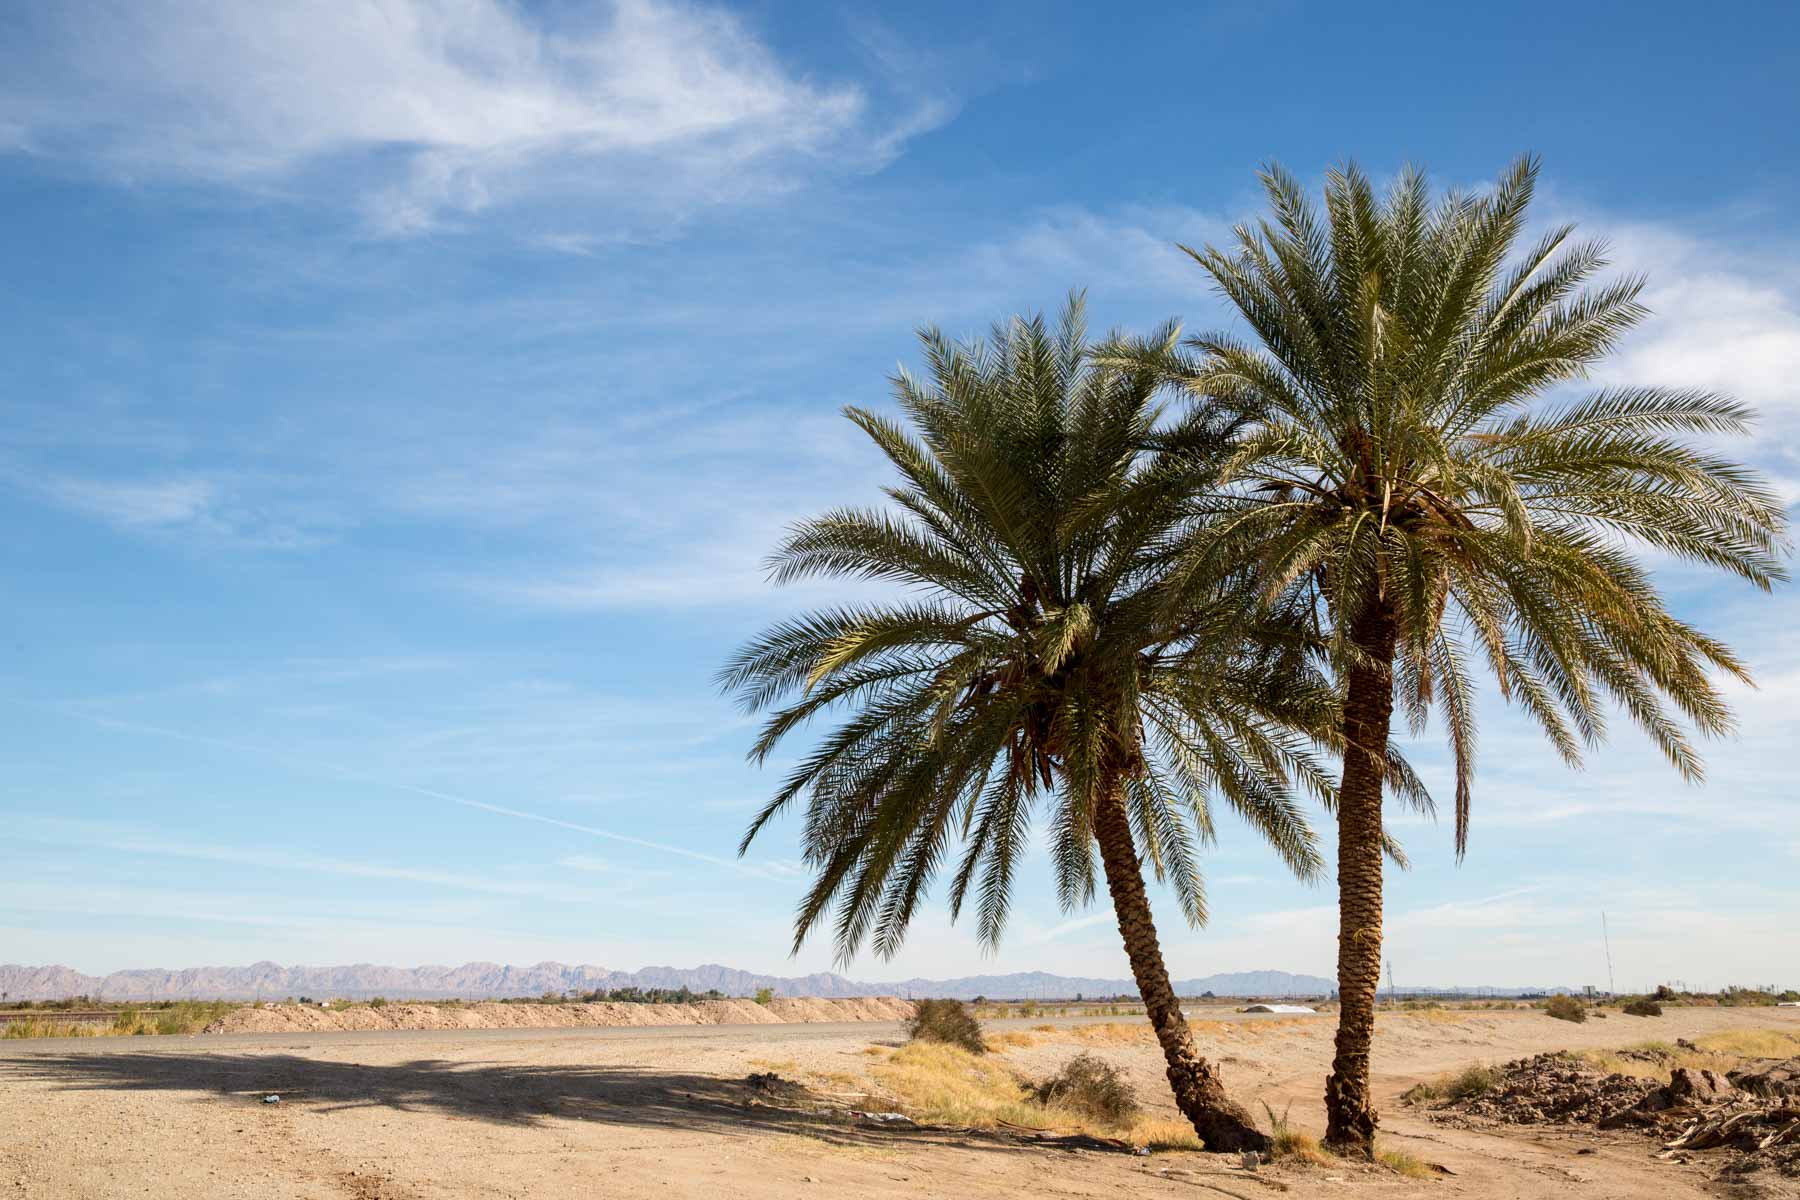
<box><xmin>0</xmin><ymin>1050</ymin><xmax>1000</xmax><ymax>1153</ymax></box>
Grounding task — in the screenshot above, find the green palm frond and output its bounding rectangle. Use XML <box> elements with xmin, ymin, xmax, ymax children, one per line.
<box><xmin>1155</xmin><ymin>154</ymin><xmax>1789</xmax><ymax>857</ymax></box>
<box><xmin>725</xmin><ymin>294</ymin><xmax>1341</xmax><ymax>962</ymax></box>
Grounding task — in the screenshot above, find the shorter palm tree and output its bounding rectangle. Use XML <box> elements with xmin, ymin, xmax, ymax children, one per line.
<box><xmin>722</xmin><ymin>298</ymin><xmax>1345</xmax><ymax>1151</ymax></box>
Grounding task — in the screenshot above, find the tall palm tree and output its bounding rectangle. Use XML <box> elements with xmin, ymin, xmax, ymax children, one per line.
<box><xmin>721</xmin><ymin>298</ymin><xmax>1366</xmax><ymax>1151</ymax></box>
<box><xmin>1150</xmin><ymin>157</ymin><xmax>1788</xmax><ymax>1155</ymax></box>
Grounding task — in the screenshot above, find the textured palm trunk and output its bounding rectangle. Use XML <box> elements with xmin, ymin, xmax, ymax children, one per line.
<box><xmin>1323</xmin><ymin>599</ymin><xmax>1399</xmax><ymax>1157</ymax></box>
<box><xmin>1093</xmin><ymin>769</ymin><xmax>1269</xmax><ymax>1153</ymax></box>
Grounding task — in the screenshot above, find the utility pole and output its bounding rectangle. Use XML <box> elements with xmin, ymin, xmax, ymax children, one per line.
<box><xmin>1601</xmin><ymin>912</ymin><xmax>1616</xmax><ymax>996</ymax></box>
<box><xmin>1385</xmin><ymin>961</ymin><xmax>1397</xmax><ymax>1007</ymax></box>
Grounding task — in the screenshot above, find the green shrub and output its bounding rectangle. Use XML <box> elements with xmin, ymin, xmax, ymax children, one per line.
<box><xmin>1623</xmin><ymin>999</ymin><xmax>1663</xmax><ymax>1017</ymax></box>
<box><xmin>906</xmin><ymin>998</ymin><xmax>986</xmax><ymax>1054</ymax></box>
<box><xmin>1401</xmin><ymin>1063</ymin><xmax>1496</xmax><ymax>1106</ymax></box>
<box><xmin>1545</xmin><ymin>994</ymin><xmax>1586</xmax><ymax>1023</ymax></box>
<box><xmin>1446</xmin><ymin>1063</ymin><xmax>1498</xmax><ymax>1099</ymax></box>
<box><xmin>753</xmin><ymin>987</ymin><xmax>775</xmax><ymax>1006</ymax></box>
<box><xmin>1035</xmin><ymin>1054</ymin><xmax>1138</xmax><ymax>1126</ymax></box>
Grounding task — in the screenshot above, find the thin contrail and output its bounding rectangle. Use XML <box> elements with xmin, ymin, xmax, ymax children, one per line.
<box><xmin>427</xmin><ymin>792</ymin><xmax>771</xmax><ymax>878</ymax></box>
<box><xmin>26</xmin><ymin>702</ymin><xmax>778</xmax><ymax>879</ymax></box>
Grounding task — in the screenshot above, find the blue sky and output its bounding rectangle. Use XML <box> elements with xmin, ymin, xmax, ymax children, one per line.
<box><xmin>1</xmin><ymin>0</ymin><xmax>1796</xmax><ymax>990</ymax></box>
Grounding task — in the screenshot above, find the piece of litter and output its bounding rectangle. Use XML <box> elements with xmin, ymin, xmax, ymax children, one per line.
<box><xmin>262</xmin><ymin>1095</ymin><xmax>280</xmax><ymax>1104</ymax></box>
<box><xmin>849</xmin><ymin>1110</ymin><xmax>917</xmax><ymax>1127</ymax></box>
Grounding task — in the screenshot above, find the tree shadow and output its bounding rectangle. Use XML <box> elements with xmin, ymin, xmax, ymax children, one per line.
<box><xmin>0</xmin><ymin>1050</ymin><xmax>1013</xmax><ymax>1154</ymax></box>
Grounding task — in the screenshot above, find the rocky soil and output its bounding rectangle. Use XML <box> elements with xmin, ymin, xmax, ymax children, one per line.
<box><xmin>1429</xmin><ymin>1051</ymin><xmax>1800</xmax><ymax>1193</ymax></box>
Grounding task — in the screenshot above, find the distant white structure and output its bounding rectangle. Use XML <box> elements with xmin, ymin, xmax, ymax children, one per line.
<box><xmin>1241</xmin><ymin>1003</ymin><xmax>1317</xmax><ymax>1014</ymax></box>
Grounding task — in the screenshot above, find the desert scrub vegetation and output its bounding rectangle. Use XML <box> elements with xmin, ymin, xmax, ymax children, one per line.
<box><xmin>2</xmin><ymin>1017</ymin><xmax>103</xmax><ymax>1039</ymax></box>
<box><xmin>873</xmin><ymin>1040</ymin><xmax>1068</xmax><ymax>1130</ymax></box>
<box><xmin>1544</xmin><ymin>994</ymin><xmax>1587</xmax><ymax>1023</ymax></box>
<box><xmin>1033</xmin><ymin>1054</ymin><xmax>1138</xmax><ymax>1125</ymax></box>
<box><xmin>871</xmin><ymin>1042</ymin><xmax>1199</xmax><ymax>1150</ymax></box>
<box><xmin>1622</xmin><ymin>999</ymin><xmax>1663</xmax><ymax>1017</ymax></box>
<box><xmin>1400</xmin><ymin>1063</ymin><xmax>1499</xmax><ymax>1106</ymax></box>
<box><xmin>109</xmin><ymin>1001</ymin><xmax>237</xmax><ymax>1035</ymax></box>
<box><xmin>906</xmin><ymin>999</ymin><xmax>986</xmax><ymax>1054</ymax></box>
<box><xmin>0</xmin><ymin>1000</ymin><xmax>236</xmax><ymax>1039</ymax></box>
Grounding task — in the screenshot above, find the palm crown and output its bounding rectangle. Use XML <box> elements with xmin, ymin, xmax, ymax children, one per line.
<box><xmin>722</xmin><ymin>299</ymin><xmax>1345</xmax><ymax>964</ymax></box>
<box><xmin>1163</xmin><ymin>156</ymin><xmax>1787</xmax><ymax>850</ymax></box>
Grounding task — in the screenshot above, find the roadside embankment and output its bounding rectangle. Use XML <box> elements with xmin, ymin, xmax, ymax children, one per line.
<box><xmin>204</xmin><ymin>995</ymin><xmax>914</xmax><ymax>1034</ymax></box>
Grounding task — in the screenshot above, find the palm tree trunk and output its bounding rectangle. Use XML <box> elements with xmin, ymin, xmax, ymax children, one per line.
<box><xmin>1093</xmin><ymin>769</ymin><xmax>1269</xmax><ymax>1153</ymax></box>
<box><xmin>1323</xmin><ymin>599</ymin><xmax>1398</xmax><ymax>1157</ymax></box>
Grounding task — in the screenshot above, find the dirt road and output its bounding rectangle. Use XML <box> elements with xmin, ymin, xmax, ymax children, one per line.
<box><xmin>2</xmin><ymin>1005</ymin><xmax>1795</xmax><ymax>1198</ymax></box>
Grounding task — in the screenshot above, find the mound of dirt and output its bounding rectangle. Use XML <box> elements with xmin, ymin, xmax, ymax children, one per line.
<box><xmin>1457</xmin><ymin>1052</ymin><xmax>1656</xmax><ymax>1125</ymax></box>
<box><xmin>1434</xmin><ymin>1052</ymin><xmax>1800</xmax><ymax>1186</ymax></box>
<box><xmin>1734</xmin><ymin>1057</ymin><xmax>1800</xmax><ymax>1101</ymax></box>
<box><xmin>204</xmin><ymin>996</ymin><xmax>914</xmax><ymax>1035</ymax></box>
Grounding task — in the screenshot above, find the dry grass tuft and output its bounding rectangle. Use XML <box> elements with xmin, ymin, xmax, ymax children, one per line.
<box><xmin>1065</xmin><ymin>1021</ymin><xmax>1157</xmax><ymax>1045</ymax></box>
<box><xmin>870</xmin><ymin>1041</ymin><xmax>1196</xmax><ymax>1150</ymax></box>
<box><xmin>1694</xmin><ymin>1029</ymin><xmax>1800</xmax><ymax>1058</ymax></box>
<box><xmin>986</xmin><ymin>1031</ymin><xmax>1038</xmax><ymax>1050</ymax></box>
<box><xmin>872</xmin><ymin>1040</ymin><xmax>1060</xmax><ymax>1130</ymax></box>
<box><xmin>1261</xmin><ymin>1102</ymin><xmax>1333</xmax><ymax>1166</ymax></box>
<box><xmin>2</xmin><ymin>1018</ymin><xmax>101</xmax><ymax>1039</ymax></box>
<box><xmin>1377</xmin><ymin>1146</ymin><xmax>1435</xmax><ymax>1179</ymax></box>
<box><xmin>1127</xmin><ymin>1118</ymin><xmax>1203</xmax><ymax>1151</ymax></box>
<box><xmin>1577</xmin><ymin>1041</ymin><xmax>1705</xmax><ymax>1078</ymax></box>
<box><xmin>1578</xmin><ymin>1030</ymin><xmax>1800</xmax><ymax>1079</ymax></box>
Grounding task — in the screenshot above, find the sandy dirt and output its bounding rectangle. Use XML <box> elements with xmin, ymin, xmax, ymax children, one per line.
<box><xmin>3</xmin><ymin>1004</ymin><xmax>1797</xmax><ymax>1199</ymax></box>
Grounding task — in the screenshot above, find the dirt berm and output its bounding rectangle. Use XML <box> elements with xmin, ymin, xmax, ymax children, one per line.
<box><xmin>204</xmin><ymin>995</ymin><xmax>915</xmax><ymax>1034</ymax></box>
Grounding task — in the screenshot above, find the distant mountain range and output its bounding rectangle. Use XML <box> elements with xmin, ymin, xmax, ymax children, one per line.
<box><xmin>0</xmin><ymin>961</ymin><xmax>1336</xmax><ymax>1002</ymax></box>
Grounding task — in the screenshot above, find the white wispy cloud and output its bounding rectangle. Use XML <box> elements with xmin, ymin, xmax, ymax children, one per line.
<box><xmin>2</xmin><ymin>466</ymin><xmax>344</xmax><ymax>549</ymax></box>
<box><xmin>1592</xmin><ymin>222</ymin><xmax>1800</xmax><ymax>416</ymax></box>
<box><xmin>35</xmin><ymin>474</ymin><xmax>217</xmax><ymax>527</ymax></box>
<box><xmin>0</xmin><ymin>0</ymin><xmax>944</xmax><ymax>234</ymax></box>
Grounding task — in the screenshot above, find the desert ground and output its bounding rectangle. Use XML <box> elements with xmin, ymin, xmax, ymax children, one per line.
<box><xmin>2</xmin><ymin>1003</ymin><xmax>1796</xmax><ymax>1199</ymax></box>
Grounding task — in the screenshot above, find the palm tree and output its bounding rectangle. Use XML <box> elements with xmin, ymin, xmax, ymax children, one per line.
<box><xmin>1151</xmin><ymin>156</ymin><xmax>1788</xmax><ymax>1155</ymax></box>
<box><xmin>721</xmin><ymin>297</ymin><xmax>1354</xmax><ymax>1151</ymax></box>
